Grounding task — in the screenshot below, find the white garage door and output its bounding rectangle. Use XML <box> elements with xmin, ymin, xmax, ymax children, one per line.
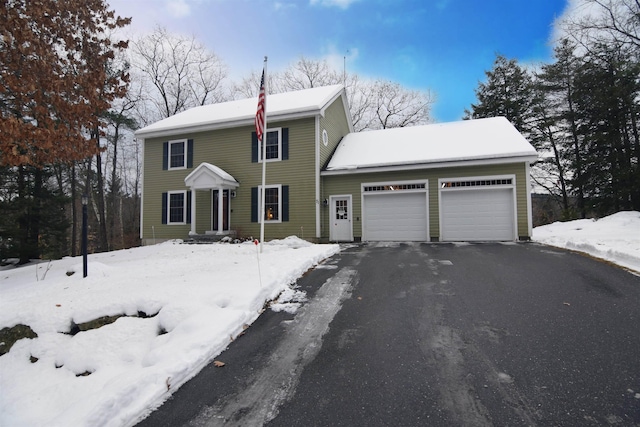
<box><xmin>363</xmin><ymin>192</ymin><xmax>428</xmax><ymax>241</ymax></box>
<box><xmin>440</xmin><ymin>188</ymin><xmax>515</xmax><ymax>241</ymax></box>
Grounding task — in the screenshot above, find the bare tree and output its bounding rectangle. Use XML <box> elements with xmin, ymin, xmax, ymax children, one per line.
<box><xmin>131</xmin><ymin>26</ymin><xmax>228</xmax><ymax>120</ymax></box>
<box><xmin>281</xmin><ymin>57</ymin><xmax>342</xmax><ymax>90</ymax></box>
<box><xmin>562</xmin><ymin>0</ymin><xmax>640</xmax><ymax>54</ymax></box>
<box><xmin>231</xmin><ymin>69</ymin><xmax>285</xmax><ymax>99</ymax></box>
<box><xmin>237</xmin><ymin>56</ymin><xmax>434</xmax><ymax>131</ymax></box>
<box><xmin>360</xmin><ymin>80</ymin><xmax>434</xmax><ymax>130</ymax></box>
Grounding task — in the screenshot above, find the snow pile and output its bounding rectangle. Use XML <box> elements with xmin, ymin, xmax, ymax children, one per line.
<box><xmin>533</xmin><ymin>211</ymin><xmax>640</xmax><ymax>273</ymax></box>
<box><xmin>0</xmin><ymin>238</ymin><xmax>339</xmax><ymax>427</ymax></box>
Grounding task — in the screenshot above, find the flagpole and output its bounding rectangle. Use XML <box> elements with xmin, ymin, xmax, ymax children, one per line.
<box><xmin>259</xmin><ymin>56</ymin><xmax>268</xmax><ymax>253</ymax></box>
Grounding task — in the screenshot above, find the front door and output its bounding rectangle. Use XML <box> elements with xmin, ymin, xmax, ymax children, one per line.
<box><xmin>330</xmin><ymin>195</ymin><xmax>353</xmax><ymax>242</ymax></box>
<box><xmin>212</xmin><ymin>189</ymin><xmax>229</xmax><ymax>231</ymax></box>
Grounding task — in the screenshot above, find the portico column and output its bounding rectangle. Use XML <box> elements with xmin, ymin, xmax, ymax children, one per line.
<box><xmin>190</xmin><ymin>189</ymin><xmax>196</xmax><ymax>235</ymax></box>
<box><xmin>216</xmin><ymin>188</ymin><xmax>224</xmax><ymax>234</ymax></box>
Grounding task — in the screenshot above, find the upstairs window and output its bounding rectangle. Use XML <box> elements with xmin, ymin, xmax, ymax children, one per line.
<box><xmin>169</xmin><ymin>140</ymin><xmax>186</xmax><ymax>169</ymax></box>
<box><xmin>263</xmin><ymin>130</ymin><xmax>280</xmax><ymax>161</ymax></box>
<box><xmin>251</xmin><ymin>128</ymin><xmax>289</xmax><ymax>163</ymax></box>
<box><xmin>163</xmin><ymin>139</ymin><xmax>193</xmax><ymax>170</ymax></box>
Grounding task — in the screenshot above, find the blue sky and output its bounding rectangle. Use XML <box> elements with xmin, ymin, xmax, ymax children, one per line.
<box><xmin>110</xmin><ymin>0</ymin><xmax>570</xmax><ymax>122</ymax></box>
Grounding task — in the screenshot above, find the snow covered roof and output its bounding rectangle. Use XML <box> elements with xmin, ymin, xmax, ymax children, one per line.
<box><xmin>324</xmin><ymin>117</ymin><xmax>538</xmax><ymax>172</ymax></box>
<box><xmin>184</xmin><ymin>162</ymin><xmax>239</xmax><ymax>189</ymax></box>
<box><xmin>135</xmin><ymin>84</ymin><xmax>346</xmax><ymax>139</ymax></box>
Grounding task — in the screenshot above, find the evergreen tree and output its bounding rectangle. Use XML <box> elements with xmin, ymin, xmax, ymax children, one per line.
<box><xmin>532</xmin><ymin>39</ymin><xmax>586</xmax><ymax>218</ymax></box>
<box><xmin>572</xmin><ymin>43</ymin><xmax>640</xmax><ymax>215</ymax></box>
<box><xmin>465</xmin><ymin>55</ymin><xmax>535</xmax><ymax>134</ymax></box>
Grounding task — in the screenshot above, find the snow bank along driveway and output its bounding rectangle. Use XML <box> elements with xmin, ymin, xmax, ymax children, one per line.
<box><xmin>532</xmin><ymin>211</ymin><xmax>640</xmax><ymax>273</ymax></box>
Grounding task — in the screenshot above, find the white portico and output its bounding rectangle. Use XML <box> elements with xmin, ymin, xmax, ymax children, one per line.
<box><xmin>184</xmin><ymin>163</ymin><xmax>239</xmax><ymax>235</ymax></box>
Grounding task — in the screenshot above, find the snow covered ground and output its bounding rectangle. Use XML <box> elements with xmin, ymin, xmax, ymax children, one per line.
<box><xmin>0</xmin><ymin>237</ymin><xmax>339</xmax><ymax>427</ymax></box>
<box><xmin>0</xmin><ymin>211</ymin><xmax>638</xmax><ymax>427</ymax></box>
<box><xmin>532</xmin><ymin>211</ymin><xmax>640</xmax><ymax>274</ymax></box>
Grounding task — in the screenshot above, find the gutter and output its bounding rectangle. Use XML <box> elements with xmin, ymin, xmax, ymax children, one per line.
<box><xmin>320</xmin><ymin>154</ymin><xmax>539</xmax><ymax>176</ymax></box>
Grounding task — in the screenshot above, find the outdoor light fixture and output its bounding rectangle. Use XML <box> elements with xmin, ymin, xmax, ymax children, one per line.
<box><xmin>81</xmin><ymin>193</ymin><xmax>88</xmax><ymax>278</ymax></box>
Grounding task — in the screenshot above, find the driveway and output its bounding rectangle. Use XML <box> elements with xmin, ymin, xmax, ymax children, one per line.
<box><xmin>138</xmin><ymin>242</ymin><xmax>640</xmax><ymax>427</ymax></box>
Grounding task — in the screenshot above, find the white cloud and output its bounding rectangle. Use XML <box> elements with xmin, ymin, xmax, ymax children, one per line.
<box><xmin>309</xmin><ymin>0</ymin><xmax>359</xmax><ymax>9</ymax></box>
<box><xmin>550</xmin><ymin>0</ymin><xmax>604</xmax><ymax>45</ymax></box>
<box><xmin>165</xmin><ymin>0</ymin><xmax>191</xmax><ymax>18</ymax></box>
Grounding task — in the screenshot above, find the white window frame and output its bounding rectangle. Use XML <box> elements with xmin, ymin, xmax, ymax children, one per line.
<box><xmin>168</xmin><ymin>139</ymin><xmax>187</xmax><ymax>170</ymax></box>
<box><xmin>259</xmin><ymin>127</ymin><xmax>282</xmax><ymax>163</ymax></box>
<box><xmin>258</xmin><ymin>184</ymin><xmax>282</xmax><ymax>223</ymax></box>
<box><xmin>167</xmin><ymin>190</ymin><xmax>187</xmax><ymax>225</ymax></box>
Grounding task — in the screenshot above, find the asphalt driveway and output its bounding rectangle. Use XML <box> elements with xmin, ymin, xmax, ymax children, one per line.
<box><xmin>138</xmin><ymin>242</ymin><xmax>640</xmax><ymax>427</ymax></box>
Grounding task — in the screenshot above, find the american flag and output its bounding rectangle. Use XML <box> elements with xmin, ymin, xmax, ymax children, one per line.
<box><xmin>255</xmin><ymin>69</ymin><xmax>266</xmax><ymax>142</ymax></box>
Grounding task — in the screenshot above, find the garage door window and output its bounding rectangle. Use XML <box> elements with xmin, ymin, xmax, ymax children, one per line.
<box><xmin>364</xmin><ymin>183</ymin><xmax>426</xmax><ymax>192</ymax></box>
<box><xmin>441</xmin><ymin>179</ymin><xmax>512</xmax><ymax>188</ymax></box>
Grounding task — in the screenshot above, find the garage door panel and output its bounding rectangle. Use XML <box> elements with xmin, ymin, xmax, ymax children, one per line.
<box><xmin>441</xmin><ymin>189</ymin><xmax>514</xmax><ymax>241</ymax></box>
<box><xmin>364</xmin><ymin>192</ymin><xmax>428</xmax><ymax>241</ymax></box>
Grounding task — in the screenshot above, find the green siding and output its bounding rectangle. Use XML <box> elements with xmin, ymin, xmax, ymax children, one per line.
<box><xmin>142</xmin><ymin>118</ymin><xmax>319</xmax><ymax>241</ymax></box>
<box><xmin>321</xmin><ymin>162</ymin><xmax>531</xmax><ymax>241</ymax></box>
<box><xmin>319</xmin><ymin>97</ymin><xmax>351</xmax><ymax>167</ymax></box>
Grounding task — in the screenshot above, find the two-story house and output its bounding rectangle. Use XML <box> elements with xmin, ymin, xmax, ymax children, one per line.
<box><xmin>135</xmin><ymin>85</ymin><xmax>537</xmax><ymax>244</ymax></box>
<box><xmin>136</xmin><ymin>85</ymin><xmax>352</xmax><ymax>245</ymax></box>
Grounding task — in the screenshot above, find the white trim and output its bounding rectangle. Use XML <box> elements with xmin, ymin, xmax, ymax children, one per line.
<box><xmin>211</xmin><ymin>189</ymin><xmax>230</xmax><ymax>234</ymax></box>
<box><xmin>525</xmin><ymin>162</ymin><xmax>533</xmax><ymax>238</ymax></box>
<box><xmin>167</xmin><ymin>139</ymin><xmax>188</xmax><ymax>170</ymax></box>
<box><xmin>329</xmin><ymin>194</ymin><xmax>353</xmax><ymax>242</ymax></box>
<box><xmin>167</xmin><ymin>190</ymin><xmax>188</xmax><ymax>225</ymax></box>
<box><xmin>438</xmin><ymin>174</ymin><xmax>517</xmax><ymax>242</ymax></box>
<box><xmin>361</xmin><ymin>179</ymin><xmax>429</xmax><ymax>242</ymax></box>
<box><xmin>315</xmin><ymin>115</ymin><xmax>321</xmax><ymax>239</ymax></box>
<box><xmin>190</xmin><ymin>189</ymin><xmax>196</xmax><ymax>234</ymax></box>
<box><xmin>258</xmin><ymin>127</ymin><xmax>282</xmax><ymax>163</ymax></box>
<box><xmin>258</xmin><ymin>184</ymin><xmax>283</xmax><ymax>223</ymax></box>
<box><xmin>139</xmin><ymin>138</ymin><xmax>145</xmax><ymax>240</ymax></box>
<box><xmin>321</xmin><ymin>156</ymin><xmax>538</xmax><ymax>176</ymax></box>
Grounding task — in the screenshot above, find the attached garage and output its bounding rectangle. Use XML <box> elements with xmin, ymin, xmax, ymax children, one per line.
<box><xmin>322</xmin><ymin>117</ymin><xmax>538</xmax><ymax>242</ymax></box>
<box><xmin>439</xmin><ymin>177</ymin><xmax>516</xmax><ymax>241</ymax></box>
<box><xmin>362</xmin><ymin>182</ymin><xmax>428</xmax><ymax>241</ymax></box>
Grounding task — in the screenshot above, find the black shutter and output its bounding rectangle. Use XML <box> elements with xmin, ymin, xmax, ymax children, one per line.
<box><xmin>162</xmin><ymin>142</ymin><xmax>168</xmax><ymax>170</ymax></box>
<box><xmin>251</xmin><ymin>132</ymin><xmax>258</xmax><ymax>163</ymax></box>
<box><xmin>161</xmin><ymin>192</ymin><xmax>168</xmax><ymax>224</ymax></box>
<box><xmin>282</xmin><ymin>128</ymin><xmax>289</xmax><ymax>160</ymax></box>
<box><xmin>251</xmin><ymin>187</ymin><xmax>258</xmax><ymax>222</ymax></box>
<box><xmin>282</xmin><ymin>185</ymin><xmax>289</xmax><ymax>222</ymax></box>
<box><xmin>186</xmin><ymin>191</ymin><xmax>192</xmax><ymax>224</ymax></box>
<box><xmin>187</xmin><ymin>139</ymin><xmax>194</xmax><ymax>168</ymax></box>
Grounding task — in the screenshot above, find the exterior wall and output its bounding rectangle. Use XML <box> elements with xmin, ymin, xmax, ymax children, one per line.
<box><xmin>321</xmin><ymin>162</ymin><xmax>531</xmax><ymax>241</ymax></box>
<box><xmin>142</xmin><ymin>117</ymin><xmax>319</xmax><ymax>242</ymax></box>
<box><xmin>319</xmin><ymin>97</ymin><xmax>351</xmax><ymax>167</ymax></box>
